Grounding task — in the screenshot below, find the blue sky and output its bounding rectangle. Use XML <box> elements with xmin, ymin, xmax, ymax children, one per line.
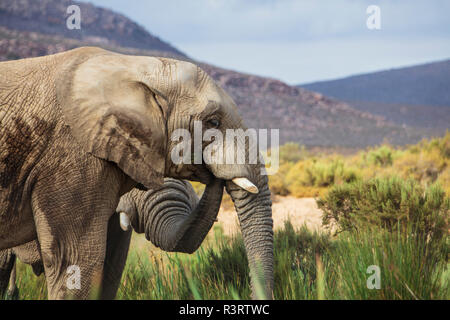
<box><xmin>88</xmin><ymin>0</ymin><xmax>450</xmax><ymax>85</ymax></box>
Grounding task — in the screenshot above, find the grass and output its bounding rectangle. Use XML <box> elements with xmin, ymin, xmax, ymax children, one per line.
<box><xmin>4</xmin><ymin>133</ymin><xmax>449</xmax><ymax>300</ymax></box>
<box><xmin>6</xmin><ymin>219</ymin><xmax>448</xmax><ymax>300</ymax></box>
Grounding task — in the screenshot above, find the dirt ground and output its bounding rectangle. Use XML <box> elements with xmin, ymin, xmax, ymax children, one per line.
<box><xmin>216</xmin><ymin>196</ymin><xmax>325</xmax><ymax>236</ymax></box>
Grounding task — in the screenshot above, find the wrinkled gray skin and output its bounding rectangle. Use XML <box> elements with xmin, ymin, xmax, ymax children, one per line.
<box><xmin>117</xmin><ymin>178</ymin><xmax>224</xmax><ymax>254</ymax></box>
<box><xmin>0</xmin><ymin>177</ymin><xmax>224</xmax><ymax>299</ymax></box>
<box><xmin>0</xmin><ymin>47</ymin><xmax>273</xmax><ymax>299</ymax></box>
<box><xmin>0</xmin><ymin>241</ymin><xmax>42</xmax><ymax>299</ymax></box>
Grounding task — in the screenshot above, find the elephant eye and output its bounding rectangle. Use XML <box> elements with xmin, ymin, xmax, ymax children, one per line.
<box><xmin>207</xmin><ymin>119</ymin><xmax>220</xmax><ymax>128</ymax></box>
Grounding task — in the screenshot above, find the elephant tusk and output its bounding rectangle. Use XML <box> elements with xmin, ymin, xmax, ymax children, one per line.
<box><xmin>119</xmin><ymin>212</ymin><xmax>131</xmax><ymax>231</ymax></box>
<box><xmin>232</xmin><ymin>178</ymin><xmax>259</xmax><ymax>194</ymax></box>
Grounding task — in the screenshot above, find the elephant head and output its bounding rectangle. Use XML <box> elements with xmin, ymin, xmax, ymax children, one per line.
<box><xmin>57</xmin><ymin>48</ymin><xmax>273</xmax><ymax>299</ymax></box>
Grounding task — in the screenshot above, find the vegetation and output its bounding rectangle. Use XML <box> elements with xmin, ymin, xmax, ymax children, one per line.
<box><xmin>268</xmin><ymin>131</ymin><xmax>450</xmax><ymax>198</ymax></box>
<box><xmin>8</xmin><ymin>217</ymin><xmax>448</xmax><ymax>300</ymax></box>
<box><xmin>4</xmin><ymin>133</ymin><xmax>449</xmax><ymax>300</ymax></box>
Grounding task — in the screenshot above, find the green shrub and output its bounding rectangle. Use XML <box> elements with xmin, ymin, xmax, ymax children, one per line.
<box><xmin>275</xmin><ymin>142</ymin><xmax>308</xmax><ymax>164</ymax></box>
<box><xmin>317</xmin><ymin>177</ymin><xmax>449</xmax><ymax>242</ymax></box>
<box><xmin>365</xmin><ymin>145</ymin><xmax>395</xmax><ymax>167</ymax></box>
<box><xmin>423</xmin><ymin>131</ymin><xmax>450</xmax><ymax>159</ymax></box>
<box><xmin>288</xmin><ymin>158</ymin><xmax>359</xmax><ymax>188</ymax></box>
<box><xmin>268</xmin><ymin>162</ymin><xmax>293</xmax><ymax>196</ymax></box>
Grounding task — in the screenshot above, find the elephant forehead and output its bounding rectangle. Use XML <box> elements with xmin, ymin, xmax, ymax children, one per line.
<box><xmin>141</xmin><ymin>57</ymin><xmax>199</xmax><ymax>87</ymax></box>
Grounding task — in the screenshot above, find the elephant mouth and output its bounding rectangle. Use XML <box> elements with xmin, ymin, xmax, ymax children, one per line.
<box><xmin>168</xmin><ymin>162</ymin><xmax>259</xmax><ymax>195</ymax></box>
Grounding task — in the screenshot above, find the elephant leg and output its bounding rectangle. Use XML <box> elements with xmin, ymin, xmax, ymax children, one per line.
<box><xmin>99</xmin><ymin>212</ymin><xmax>132</xmax><ymax>300</ymax></box>
<box><xmin>33</xmin><ymin>210</ymin><xmax>109</xmax><ymax>300</ymax></box>
<box><xmin>0</xmin><ymin>249</ymin><xmax>16</xmax><ymax>298</ymax></box>
<box><xmin>31</xmin><ymin>186</ymin><xmax>113</xmax><ymax>300</ymax></box>
<box><xmin>7</xmin><ymin>261</ymin><xmax>18</xmax><ymax>299</ymax></box>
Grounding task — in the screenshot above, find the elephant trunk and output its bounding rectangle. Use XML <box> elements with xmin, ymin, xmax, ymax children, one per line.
<box><xmin>123</xmin><ymin>178</ymin><xmax>224</xmax><ymax>254</ymax></box>
<box><xmin>226</xmin><ymin>175</ymin><xmax>274</xmax><ymax>299</ymax></box>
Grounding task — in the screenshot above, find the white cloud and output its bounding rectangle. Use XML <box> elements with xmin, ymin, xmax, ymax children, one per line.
<box><xmin>88</xmin><ymin>0</ymin><xmax>450</xmax><ymax>83</ymax></box>
<box><xmin>180</xmin><ymin>36</ymin><xmax>450</xmax><ymax>84</ymax></box>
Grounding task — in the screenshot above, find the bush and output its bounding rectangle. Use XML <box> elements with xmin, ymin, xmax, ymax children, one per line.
<box><xmin>365</xmin><ymin>145</ymin><xmax>395</xmax><ymax>167</ymax></box>
<box><xmin>268</xmin><ymin>162</ymin><xmax>293</xmax><ymax>196</ymax></box>
<box><xmin>274</xmin><ymin>142</ymin><xmax>308</xmax><ymax>164</ymax></box>
<box><xmin>285</xmin><ymin>158</ymin><xmax>359</xmax><ymax>195</ymax></box>
<box><xmin>392</xmin><ymin>150</ymin><xmax>446</xmax><ymax>184</ymax></box>
<box><xmin>317</xmin><ymin>177</ymin><xmax>449</xmax><ymax>242</ymax></box>
<box><xmin>422</xmin><ymin>131</ymin><xmax>450</xmax><ymax>159</ymax></box>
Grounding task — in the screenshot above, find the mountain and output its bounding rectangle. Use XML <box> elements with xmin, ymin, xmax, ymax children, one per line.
<box><xmin>0</xmin><ymin>0</ymin><xmax>433</xmax><ymax>147</ymax></box>
<box><xmin>300</xmin><ymin>61</ymin><xmax>450</xmax><ymax>131</ymax></box>
<box><xmin>301</xmin><ymin>60</ymin><xmax>450</xmax><ymax>107</ymax></box>
<box><xmin>338</xmin><ymin>101</ymin><xmax>450</xmax><ymax>130</ymax></box>
<box><xmin>0</xmin><ymin>0</ymin><xmax>185</xmax><ymax>57</ymax></box>
<box><xmin>199</xmin><ymin>64</ymin><xmax>426</xmax><ymax>147</ymax></box>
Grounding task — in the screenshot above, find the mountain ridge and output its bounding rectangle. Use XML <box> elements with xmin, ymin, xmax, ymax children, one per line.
<box><xmin>301</xmin><ymin>59</ymin><xmax>450</xmax><ymax>107</ymax></box>
<box><xmin>0</xmin><ymin>0</ymin><xmax>186</xmax><ymax>57</ymax></box>
<box><xmin>0</xmin><ymin>0</ymin><xmax>437</xmax><ymax>147</ymax></box>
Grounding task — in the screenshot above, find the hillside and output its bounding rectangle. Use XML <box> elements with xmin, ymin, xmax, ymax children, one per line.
<box><xmin>301</xmin><ymin>61</ymin><xmax>450</xmax><ymax>131</ymax></box>
<box><xmin>301</xmin><ymin>60</ymin><xmax>450</xmax><ymax>107</ymax></box>
<box><xmin>0</xmin><ymin>0</ymin><xmax>185</xmax><ymax>57</ymax></box>
<box><xmin>0</xmin><ymin>0</ymin><xmax>432</xmax><ymax>147</ymax></box>
<box><xmin>200</xmin><ymin>63</ymin><xmax>425</xmax><ymax>146</ymax></box>
<box><xmin>342</xmin><ymin>101</ymin><xmax>450</xmax><ymax>130</ymax></box>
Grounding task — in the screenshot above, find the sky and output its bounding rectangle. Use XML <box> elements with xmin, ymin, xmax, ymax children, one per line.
<box><xmin>88</xmin><ymin>0</ymin><xmax>450</xmax><ymax>85</ymax></box>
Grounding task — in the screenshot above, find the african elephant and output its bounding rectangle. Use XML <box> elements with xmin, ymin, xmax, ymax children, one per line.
<box><xmin>1</xmin><ymin>177</ymin><xmax>223</xmax><ymax>299</ymax></box>
<box><xmin>0</xmin><ymin>47</ymin><xmax>273</xmax><ymax>299</ymax></box>
<box><xmin>0</xmin><ymin>240</ymin><xmax>43</xmax><ymax>299</ymax></box>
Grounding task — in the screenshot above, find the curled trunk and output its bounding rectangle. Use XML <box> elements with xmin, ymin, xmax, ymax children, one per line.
<box><xmin>118</xmin><ymin>178</ymin><xmax>224</xmax><ymax>253</ymax></box>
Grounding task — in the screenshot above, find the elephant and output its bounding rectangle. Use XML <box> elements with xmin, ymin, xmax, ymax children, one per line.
<box><xmin>0</xmin><ymin>177</ymin><xmax>223</xmax><ymax>299</ymax></box>
<box><xmin>0</xmin><ymin>47</ymin><xmax>273</xmax><ymax>299</ymax></box>
<box><xmin>0</xmin><ymin>240</ymin><xmax>43</xmax><ymax>299</ymax></box>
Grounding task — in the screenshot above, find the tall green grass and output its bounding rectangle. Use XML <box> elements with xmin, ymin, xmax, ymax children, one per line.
<box><xmin>118</xmin><ymin>220</ymin><xmax>449</xmax><ymax>300</ymax></box>
<box><xmin>4</xmin><ymin>171</ymin><xmax>449</xmax><ymax>300</ymax></box>
<box><xmin>5</xmin><ymin>219</ymin><xmax>448</xmax><ymax>300</ymax></box>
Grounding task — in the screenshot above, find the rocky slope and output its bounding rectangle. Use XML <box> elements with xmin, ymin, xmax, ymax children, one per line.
<box><xmin>0</xmin><ymin>0</ymin><xmax>429</xmax><ymax>147</ymax></box>
<box><xmin>200</xmin><ymin>63</ymin><xmax>424</xmax><ymax>146</ymax></box>
<box><xmin>0</xmin><ymin>0</ymin><xmax>185</xmax><ymax>56</ymax></box>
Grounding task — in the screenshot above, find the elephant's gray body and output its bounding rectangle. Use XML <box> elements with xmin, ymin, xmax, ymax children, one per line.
<box><xmin>0</xmin><ymin>178</ymin><xmax>223</xmax><ymax>299</ymax></box>
<box><xmin>0</xmin><ymin>47</ymin><xmax>273</xmax><ymax>299</ymax></box>
<box><xmin>0</xmin><ymin>240</ymin><xmax>42</xmax><ymax>298</ymax></box>
<box><xmin>1</xmin><ymin>48</ymin><xmax>135</xmax><ymax>298</ymax></box>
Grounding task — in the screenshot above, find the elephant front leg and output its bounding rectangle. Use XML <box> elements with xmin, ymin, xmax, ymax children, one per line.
<box><xmin>99</xmin><ymin>212</ymin><xmax>132</xmax><ymax>300</ymax></box>
<box><xmin>34</xmin><ymin>215</ymin><xmax>109</xmax><ymax>300</ymax></box>
<box><xmin>31</xmin><ymin>190</ymin><xmax>112</xmax><ymax>300</ymax></box>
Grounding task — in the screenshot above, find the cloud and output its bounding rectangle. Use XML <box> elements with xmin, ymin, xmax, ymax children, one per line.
<box><xmin>88</xmin><ymin>0</ymin><xmax>450</xmax><ymax>83</ymax></box>
<box><xmin>181</xmin><ymin>36</ymin><xmax>450</xmax><ymax>84</ymax></box>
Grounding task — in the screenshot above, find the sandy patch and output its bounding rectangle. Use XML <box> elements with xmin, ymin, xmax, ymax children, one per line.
<box><xmin>131</xmin><ymin>196</ymin><xmax>326</xmax><ymax>251</ymax></box>
<box><xmin>216</xmin><ymin>196</ymin><xmax>324</xmax><ymax>236</ymax></box>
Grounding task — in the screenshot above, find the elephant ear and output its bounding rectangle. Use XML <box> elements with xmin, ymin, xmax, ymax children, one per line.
<box><xmin>56</xmin><ymin>53</ymin><xmax>169</xmax><ymax>189</ymax></box>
